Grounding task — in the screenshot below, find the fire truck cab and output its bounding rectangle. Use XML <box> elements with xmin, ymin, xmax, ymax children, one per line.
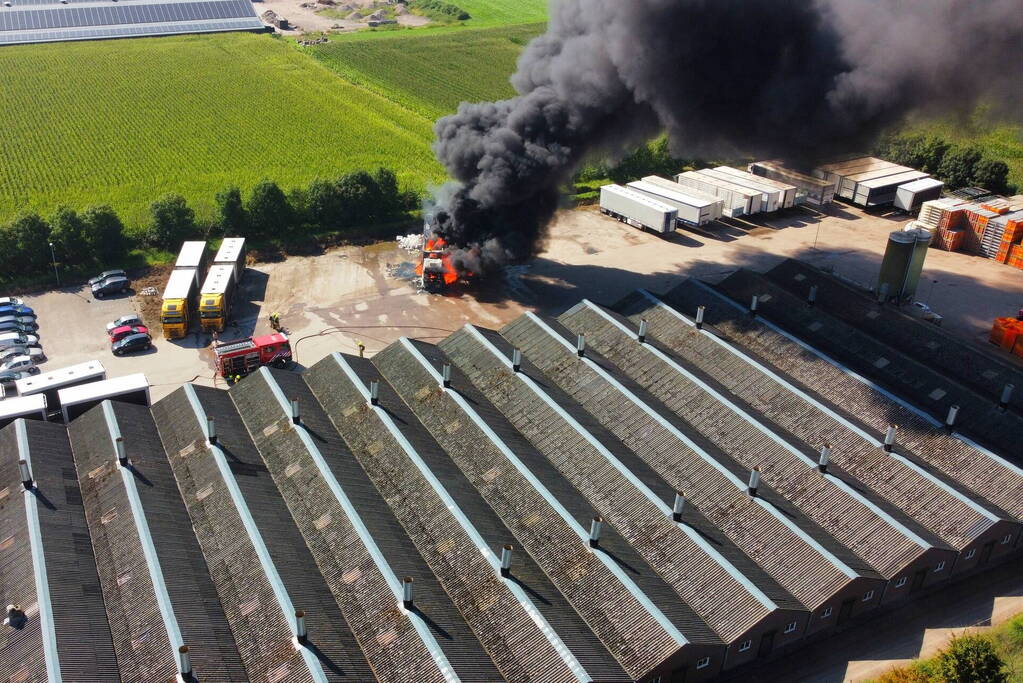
<box><xmin>214</xmin><ymin>333</ymin><xmax>292</xmax><ymax>378</ymax></box>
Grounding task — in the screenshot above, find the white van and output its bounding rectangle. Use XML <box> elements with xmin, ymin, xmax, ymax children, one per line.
<box><xmin>0</xmin><ymin>332</ymin><xmax>39</xmax><ymax>349</ymax></box>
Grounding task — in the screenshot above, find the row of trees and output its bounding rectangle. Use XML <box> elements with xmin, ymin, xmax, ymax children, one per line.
<box><xmin>0</xmin><ymin>168</ymin><xmax>416</xmax><ymax>282</ymax></box>
<box><xmin>0</xmin><ymin>206</ymin><xmax>126</xmax><ymax>279</ymax></box>
<box><xmin>874</xmin><ymin>133</ymin><xmax>1014</xmax><ymax>194</ymax></box>
<box><xmin>145</xmin><ymin>168</ymin><xmax>412</xmax><ymax>250</ymax></box>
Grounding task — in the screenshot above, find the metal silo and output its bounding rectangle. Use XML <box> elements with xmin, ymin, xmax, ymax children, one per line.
<box><xmin>877</xmin><ymin>227</ymin><xmax>932</xmax><ymax>303</ymax></box>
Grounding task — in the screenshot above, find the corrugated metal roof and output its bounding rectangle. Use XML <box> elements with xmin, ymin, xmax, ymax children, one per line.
<box><xmin>714</xmin><ymin>269</ymin><xmax>1023</xmax><ymax>525</ymax></box>
<box><xmin>438</xmin><ymin>324</ymin><xmax>801</xmax><ymax>643</ymax></box>
<box><xmin>501</xmin><ymin>313</ymin><xmax>868</xmax><ymax>608</ymax></box>
<box><xmin>67</xmin><ymin>400</ymin><xmax>247</xmax><ymax>682</ymax></box>
<box><xmin>568</xmin><ymin>296</ymin><xmax>938</xmax><ymax>579</ymax></box>
<box><xmin>0</xmin><ymin>420</ymin><xmax>119</xmax><ymax>683</ymax></box>
<box><xmin>373</xmin><ymin>337</ymin><xmax>714</xmax><ymax>679</ymax></box>
<box><xmin>661</xmin><ymin>277</ymin><xmax>1008</xmax><ymax>550</ymax></box>
<box><xmin>231</xmin><ymin>368</ymin><xmax>487</xmax><ymax>683</ymax></box>
<box><xmin>319</xmin><ymin>352</ymin><xmax>630</xmax><ymax>683</ymax></box>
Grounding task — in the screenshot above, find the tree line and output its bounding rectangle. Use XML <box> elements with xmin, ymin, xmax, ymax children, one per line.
<box><xmin>0</xmin><ymin>168</ymin><xmax>416</xmax><ymax>282</ymax></box>
<box><xmin>874</xmin><ymin>132</ymin><xmax>1015</xmax><ymax>194</ymax></box>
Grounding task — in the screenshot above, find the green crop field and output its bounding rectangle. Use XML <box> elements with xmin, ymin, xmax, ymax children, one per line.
<box><xmin>307</xmin><ymin>23</ymin><xmax>545</xmax><ymax>119</ymax></box>
<box><xmin>0</xmin><ymin>32</ymin><xmax>446</xmax><ymax>227</ymax></box>
<box><xmin>0</xmin><ymin>0</ymin><xmax>548</xmax><ymax>229</ymax></box>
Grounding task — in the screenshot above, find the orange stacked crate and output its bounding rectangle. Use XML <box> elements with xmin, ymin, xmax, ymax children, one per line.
<box><xmin>937</xmin><ymin>227</ymin><xmax>965</xmax><ymax>251</ymax></box>
<box><xmin>991</xmin><ymin>317</ymin><xmax>1023</xmax><ymax>350</ymax></box>
<box><xmin>1009</xmin><ymin>244</ymin><xmax>1023</xmax><ymax>270</ymax></box>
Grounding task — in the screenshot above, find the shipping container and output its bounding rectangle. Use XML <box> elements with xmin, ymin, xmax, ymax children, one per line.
<box><xmin>674</xmin><ymin>171</ymin><xmax>754</xmax><ymax>216</ymax></box>
<box><xmin>853</xmin><ymin>171</ymin><xmax>931</xmax><ymax>207</ymax></box>
<box><xmin>894</xmin><ymin>178</ymin><xmax>945</xmax><ymax>213</ymax></box>
<box><xmin>599</xmin><ymin>185</ymin><xmax>677</xmax><ymax>234</ymax></box>
<box><xmin>748</xmin><ymin>161</ymin><xmax>836</xmax><ymax>205</ymax></box>
<box><xmin>628</xmin><ymin>179</ymin><xmax>723</xmax><ymax>226</ymax></box>
<box><xmin>711</xmin><ymin>166</ymin><xmax>797</xmax><ymax>209</ymax></box>
<box><xmin>58</xmin><ymin>373</ymin><xmax>150</xmax><ymax>423</ymax></box>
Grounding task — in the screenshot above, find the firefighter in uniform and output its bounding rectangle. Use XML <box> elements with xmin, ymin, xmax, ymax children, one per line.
<box><xmin>357</xmin><ymin>340</ymin><xmax>366</xmax><ymax>358</ymax></box>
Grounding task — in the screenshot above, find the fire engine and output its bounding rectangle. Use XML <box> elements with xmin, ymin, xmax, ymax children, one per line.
<box><xmin>214</xmin><ymin>333</ymin><xmax>292</xmax><ymax>378</ymax></box>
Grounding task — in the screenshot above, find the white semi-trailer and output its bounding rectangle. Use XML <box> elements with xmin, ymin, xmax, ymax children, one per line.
<box><xmin>674</xmin><ymin>171</ymin><xmax>756</xmax><ymax>217</ymax></box>
<box><xmin>599</xmin><ymin>184</ymin><xmax>677</xmax><ymax>234</ymax></box>
<box><xmin>628</xmin><ymin>179</ymin><xmax>723</xmax><ymax>226</ymax></box>
<box><xmin>894</xmin><ymin>178</ymin><xmax>945</xmax><ymax>213</ymax></box>
<box><xmin>853</xmin><ymin>171</ymin><xmax>931</xmax><ymax>207</ymax></box>
<box><xmin>711</xmin><ymin>166</ymin><xmax>797</xmax><ymax>210</ymax></box>
<box><xmin>748</xmin><ymin>161</ymin><xmax>836</xmax><ymax>206</ymax></box>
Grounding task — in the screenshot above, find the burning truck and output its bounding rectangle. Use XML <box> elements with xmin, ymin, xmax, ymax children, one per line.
<box><xmin>415</xmin><ymin>233</ymin><xmax>475</xmax><ymax>293</ymax></box>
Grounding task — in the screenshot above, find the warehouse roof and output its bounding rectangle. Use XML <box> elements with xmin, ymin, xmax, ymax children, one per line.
<box><xmin>3</xmin><ymin>275</ymin><xmax>1022</xmax><ymax>682</ymax></box>
<box><xmin>0</xmin><ymin>419</ymin><xmax>118</xmax><ymax>683</ymax></box>
<box><xmin>373</xmin><ymin>337</ymin><xmax>720</xmax><ymax>678</ymax></box>
<box><xmin>500</xmin><ymin>312</ymin><xmax>876</xmax><ymax>607</ymax></box>
<box><xmin>234</xmin><ymin>367</ymin><xmax>499</xmax><ymax>683</ymax></box>
<box><xmin>67</xmin><ymin>400</ymin><xmax>248</xmax><ymax>681</ymax></box>
<box><xmin>673</xmin><ymin>274</ymin><xmax>1018</xmax><ymax>548</ymax></box>
<box><xmin>439</xmin><ymin>324</ymin><xmax>804</xmax><ymax>643</ymax></box>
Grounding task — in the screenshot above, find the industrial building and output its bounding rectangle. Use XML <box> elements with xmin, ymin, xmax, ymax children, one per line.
<box><xmin>2</xmin><ymin>274</ymin><xmax>1021</xmax><ymax>682</ymax></box>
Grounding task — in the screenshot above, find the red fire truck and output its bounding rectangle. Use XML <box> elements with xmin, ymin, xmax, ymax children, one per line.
<box><xmin>214</xmin><ymin>333</ymin><xmax>292</xmax><ymax>378</ymax></box>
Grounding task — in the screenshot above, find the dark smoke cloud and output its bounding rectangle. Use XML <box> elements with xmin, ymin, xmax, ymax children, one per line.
<box><xmin>431</xmin><ymin>0</ymin><xmax>1023</xmax><ymax>274</ymax></box>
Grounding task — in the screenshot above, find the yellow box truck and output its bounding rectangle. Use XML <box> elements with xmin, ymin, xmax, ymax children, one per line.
<box><xmin>198</xmin><ymin>264</ymin><xmax>236</xmax><ymax>333</ymax></box>
<box><xmin>161</xmin><ymin>268</ymin><xmax>198</xmax><ymax>339</ymax></box>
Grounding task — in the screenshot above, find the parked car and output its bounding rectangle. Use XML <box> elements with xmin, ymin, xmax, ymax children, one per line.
<box><xmin>0</xmin><ymin>320</ymin><xmax>38</xmax><ymax>334</ymax></box>
<box><xmin>0</xmin><ymin>304</ymin><xmax>34</xmax><ymax>317</ymax></box>
<box><xmin>0</xmin><ymin>297</ymin><xmax>23</xmax><ymax>307</ymax></box>
<box><xmin>106</xmin><ymin>314</ymin><xmax>144</xmax><ymax>333</ymax></box>
<box><xmin>109</xmin><ymin>325</ymin><xmax>149</xmax><ymax>342</ymax></box>
<box><xmin>89</xmin><ymin>269</ymin><xmax>126</xmax><ymax>286</ymax></box>
<box><xmin>0</xmin><ymin>332</ymin><xmax>39</xmax><ymax>349</ymax></box>
<box><xmin>0</xmin><ymin>346</ymin><xmax>45</xmax><ymax>364</ymax></box>
<box><xmin>0</xmin><ymin>315</ymin><xmax>38</xmax><ymax>330</ymax></box>
<box><xmin>91</xmin><ymin>276</ymin><xmax>130</xmax><ymax>299</ymax></box>
<box><xmin>1</xmin><ymin>356</ymin><xmax>41</xmax><ymax>374</ymax></box>
<box><xmin>111</xmin><ymin>333</ymin><xmax>151</xmax><ymax>356</ymax></box>
<box><xmin>0</xmin><ymin>368</ymin><xmax>31</xmax><ymax>384</ymax></box>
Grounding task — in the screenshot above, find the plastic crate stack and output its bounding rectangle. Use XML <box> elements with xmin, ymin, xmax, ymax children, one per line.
<box><xmin>921</xmin><ymin>198</ymin><xmax>969</xmax><ymax>251</ymax></box>
<box><xmin>993</xmin><ymin>210</ymin><xmax>1023</xmax><ymax>268</ymax></box>
<box><xmin>990</xmin><ymin>317</ymin><xmax>1023</xmax><ymax>358</ymax></box>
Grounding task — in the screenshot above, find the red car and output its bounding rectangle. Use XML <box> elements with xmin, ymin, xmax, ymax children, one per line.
<box><xmin>109</xmin><ymin>325</ymin><xmax>149</xmax><ymax>342</ymax></box>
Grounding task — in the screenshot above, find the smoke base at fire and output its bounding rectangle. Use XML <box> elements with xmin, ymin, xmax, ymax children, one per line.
<box><xmin>430</xmin><ymin>0</ymin><xmax>1023</xmax><ymax>275</ymax></box>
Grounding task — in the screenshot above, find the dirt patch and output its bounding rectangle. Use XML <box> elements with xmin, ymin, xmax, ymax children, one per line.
<box><xmin>131</xmin><ymin>264</ymin><xmax>174</xmax><ymax>328</ymax></box>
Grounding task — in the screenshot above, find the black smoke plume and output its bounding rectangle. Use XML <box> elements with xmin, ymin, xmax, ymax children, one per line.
<box><xmin>431</xmin><ymin>0</ymin><xmax>1023</xmax><ymax>274</ymax></box>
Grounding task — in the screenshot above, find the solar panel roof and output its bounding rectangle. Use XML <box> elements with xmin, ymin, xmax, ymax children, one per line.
<box><xmin>0</xmin><ymin>0</ymin><xmax>263</xmax><ymax>45</ymax></box>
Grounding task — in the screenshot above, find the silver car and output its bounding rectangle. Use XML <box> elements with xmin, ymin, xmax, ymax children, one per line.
<box><xmin>0</xmin><ymin>345</ymin><xmax>45</xmax><ymax>364</ymax></box>
<box><xmin>106</xmin><ymin>314</ymin><xmax>144</xmax><ymax>333</ymax></box>
<box><xmin>0</xmin><ymin>332</ymin><xmax>39</xmax><ymax>349</ymax></box>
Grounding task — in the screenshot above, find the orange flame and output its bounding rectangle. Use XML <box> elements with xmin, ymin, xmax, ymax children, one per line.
<box><xmin>417</xmin><ymin>236</ymin><xmax>458</xmax><ymax>285</ymax></box>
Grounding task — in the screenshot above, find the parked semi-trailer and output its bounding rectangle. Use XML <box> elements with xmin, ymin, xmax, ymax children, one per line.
<box><xmin>711</xmin><ymin>166</ymin><xmax>797</xmax><ymax>210</ymax></box>
<box><xmin>853</xmin><ymin>171</ymin><xmax>931</xmax><ymax>207</ymax></box>
<box><xmin>161</xmin><ymin>268</ymin><xmax>198</xmax><ymax>339</ymax></box>
<box><xmin>175</xmin><ymin>240</ymin><xmax>209</xmax><ymax>289</ymax></box>
<box><xmin>674</xmin><ymin>170</ymin><xmax>757</xmax><ymax>217</ymax></box>
<box><xmin>599</xmin><ymin>184</ymin><xmax>677</xmax><ymax>234</ymax></box>
<box><xmin>894</xmin><ymin>178</ymin><xmax>945</xmax><ymax>213</ymax></box>
<box><xmin>13</xmin><ymin>360</ymin><xmax>105</xmax><ymax>419</ymax></box>
<box><xmin>748</xmin><ymin>161</ymin><xmax>836</xmax><ymax>206</ymax></box>
<box><xmin>198</xmin><ymin>264</ymin><xmax>236</xmax><ymax>333</ymax></box>
<box><xmin>628</xmin><ymin>179</ymin><xmax>723</xmax><ymax>226</ymax></box>
<box><xmin>213</xmin><ymin>237</ymin><xmax>246</xmax><ymax>281</ymax></box>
